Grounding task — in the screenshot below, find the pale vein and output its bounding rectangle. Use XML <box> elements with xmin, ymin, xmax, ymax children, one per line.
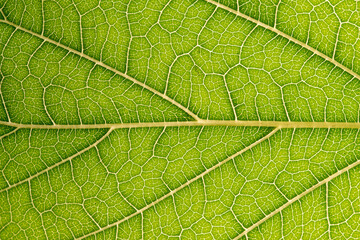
<box><xmin>2</xmin><ymin>120</ymin><xmax>360</xmax><ymax>129</ymax></box>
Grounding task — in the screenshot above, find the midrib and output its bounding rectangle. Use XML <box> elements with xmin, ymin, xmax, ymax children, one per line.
<box><xmin>3</xmin><ymin>120</ymin><xmax>360</xmax><ymax>129</ymax></box>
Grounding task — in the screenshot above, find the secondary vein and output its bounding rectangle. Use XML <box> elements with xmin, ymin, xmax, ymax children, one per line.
<box><xmin>204</xmin><ymin>0</ymin><xmax>360</xmax><ymax>82</ymax></box>
<box><xmin>234</xmin><ymin>155</ymin><xmax>360</xmax><ymax>239</ymax></box>
<box><xmin>76</xmin><ymin>127</ymin><xmax>280</xmax><ymax>240</ymax></box>
<box><xmin>0</xmin><ymin>127</ymin><xmax>114</xmax><ymax>194</ymax></box>
<box><xmin>0</xmin><ymin>19</ymin><xmax>200</xmax><ymax>122</ymax></box>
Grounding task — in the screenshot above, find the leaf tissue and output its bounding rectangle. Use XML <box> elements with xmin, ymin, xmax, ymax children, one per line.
<box><xmin>1</xmin><ymin>0</ymin><xmax>360</xmax><ymax>239</ymax></box>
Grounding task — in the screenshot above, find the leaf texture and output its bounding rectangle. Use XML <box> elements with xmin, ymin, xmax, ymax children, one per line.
<box><xmin>1</xmin><ymin>0</ymin><xmax>360</xmax><ymax>239</ymax></box>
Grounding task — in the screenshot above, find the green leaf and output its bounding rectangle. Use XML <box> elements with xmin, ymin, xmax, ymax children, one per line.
<box><xmin>1</xmin><ymin>0</ymin><xmax>360</xmax><ymax>239</ymax></box>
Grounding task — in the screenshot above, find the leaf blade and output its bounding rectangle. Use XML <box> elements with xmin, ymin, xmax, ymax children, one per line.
<box><xmin>1</xmin><ymin>0</ymin><xmax>360</xmax><ymax>239</ymax></box>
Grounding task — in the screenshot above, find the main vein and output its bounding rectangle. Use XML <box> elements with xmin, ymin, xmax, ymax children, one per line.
<box><xmin>0</xmin><ymin>19</ymin><xmax>200</xmax><ymax>122</ymax></box>
<box><xmin>2</xmin><ymin>120</ymin><xmax>360</xmax><ymax>129</ymax></box>
<box><xmin>204</xmin><ymin>0</ymin><xmax>360</xmax><ymax>82</ymax></box>
<box><xmin>77</xmin><ymin>127</ymin><xmax>280</xmax><ymax>239</ymax></box>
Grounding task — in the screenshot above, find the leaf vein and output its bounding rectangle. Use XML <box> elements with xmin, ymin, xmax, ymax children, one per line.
<box><xmin>76</xmin><ymin>127</ymin><xmax>280</xmax><ymax>240</ymax></box>
<box><xmin>234</xmin><ymin>154</ymin><xmax>360</xmax><ymax>239</ymax></box>
<box><xmin>204</xmin><ymin>0</ymin><xmax>360</xmax><ymax>82</ymax></box>
<box><xmin>0</xmin><ymin>19</ymin><xmax>200</xmax><ymax>121</ymax></box>
<box><xmin>2</xmin><ymin>120</ymin><xmax>360</xmax><ymax>129</ymax></box>
<box><xmin>0</xmin><ymin>127</ymin><xmax>113</xmax><ymax>194</ymax></box>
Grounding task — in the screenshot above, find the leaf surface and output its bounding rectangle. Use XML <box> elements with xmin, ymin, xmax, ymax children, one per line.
<box><xmin>1</xmin><ymin>0</ymin><xmax>360</xmax><ymax>239</ymax></box>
